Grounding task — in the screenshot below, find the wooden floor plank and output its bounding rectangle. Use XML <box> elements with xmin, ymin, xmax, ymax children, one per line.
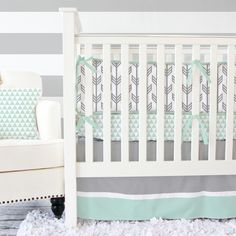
<box><xmin>0</xmin><ymin>200</ymin><xmax>50</xmax><ymax>236</ymax></box>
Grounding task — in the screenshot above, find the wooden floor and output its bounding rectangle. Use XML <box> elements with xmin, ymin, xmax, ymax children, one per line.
<box><xmin>0</xmin><ymin>200</ymin><xmax>50</xmax><ymax>236</ymax></box>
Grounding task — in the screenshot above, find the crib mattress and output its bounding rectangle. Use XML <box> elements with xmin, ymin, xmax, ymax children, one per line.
<box><xmin>77</xmin><ymin>112</ymin><xmax>236</xmax><ymax>141</ymax></box>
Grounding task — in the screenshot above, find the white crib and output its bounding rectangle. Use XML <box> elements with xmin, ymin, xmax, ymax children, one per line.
<box><xmin>60</xmin><ymin>8</ymin><xmax>236</xmax><ymax>226</ymax></box>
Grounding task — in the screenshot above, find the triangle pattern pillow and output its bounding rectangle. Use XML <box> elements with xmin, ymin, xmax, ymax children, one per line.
<box><xmin>0</xmin><ymin>88</ymin><xmax>42</xmax><ymax>139</ymax></box>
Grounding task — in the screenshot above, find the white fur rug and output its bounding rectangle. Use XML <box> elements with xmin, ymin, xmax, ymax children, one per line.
<box><xmin>17</xmin><ymin>210</ymin><xmax>236</xmax><ymax>236</ymax></box>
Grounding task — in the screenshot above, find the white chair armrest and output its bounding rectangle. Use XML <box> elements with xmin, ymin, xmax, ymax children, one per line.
<box><xmin>36</xmin><ymin>100</ymin><xmax>62</xmax><ymax>140</ymax></box>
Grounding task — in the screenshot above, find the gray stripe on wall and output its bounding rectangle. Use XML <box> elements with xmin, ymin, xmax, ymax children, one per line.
<box><xmin>0</xmin><ymin>34</ymin><xmax>62</xmax><ymax>54</ymax></box>
<box><xmin>77</xmin><ymin>176</ymin><xmax>236</xmax><ymax>194</ymax></box>
<box><xmin>1</xmin><ymin>0</ymin><xmax>236</xmax><ymax>11</ymax></box>
<box><xmin>42</xmin><ymin>76</ymin><xmax>63</xmax><ymax>97</ymax></box>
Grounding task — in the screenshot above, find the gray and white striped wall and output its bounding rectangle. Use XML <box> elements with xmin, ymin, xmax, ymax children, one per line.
<box><xmin>1</xmin><ymin>0</ymin><xmax>236</xmax><ymax>11</ymax></box>
<box><xmin>1</xmin><ymin>0</ymin><xmax>236</xmax><ymax>117</ymax></box>
<box><xmin>0</xmin><ymin>12</ymin><xmax>63</xmax><ymax>112</ymax></box>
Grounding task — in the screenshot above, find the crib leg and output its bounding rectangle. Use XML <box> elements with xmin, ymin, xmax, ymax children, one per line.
<box><xmin>50</xmin><ymin>197</ymin><xmax>65</xmax><ymax>219</ymax></box>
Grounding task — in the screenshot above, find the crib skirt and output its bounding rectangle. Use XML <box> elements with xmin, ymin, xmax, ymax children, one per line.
<box><xmin>76</xmin><ymin>139</ymin><xmax>236</xmax><ymax>220</ymax></box>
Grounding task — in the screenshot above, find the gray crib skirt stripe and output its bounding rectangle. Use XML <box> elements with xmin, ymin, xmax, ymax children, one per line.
<box><xmin>77</xmin><ymin>175</ymin><xmax>236</xmax><ymax>194</ymax></box>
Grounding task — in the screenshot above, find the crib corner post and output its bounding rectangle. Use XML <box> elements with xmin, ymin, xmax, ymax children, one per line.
<box><xmin>59</xmin><ymin>7</ymin><xmax>78</xmax><ymax>227</ymax></box>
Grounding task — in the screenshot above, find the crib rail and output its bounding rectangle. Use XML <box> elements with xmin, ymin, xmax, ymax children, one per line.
<box><xmin>77</xmin><ymin>35</ymin><xmax>236</xmax><ymax>45</ymax></box>
<box><xmin>77</xmin><ymin>161</ymin><xmax>236</xmax><ymax>177</ymax></box>
<box><xmin>74</xmin><ymin>35</ymin><xmax>236</xmax><ymax>177</ymax></box>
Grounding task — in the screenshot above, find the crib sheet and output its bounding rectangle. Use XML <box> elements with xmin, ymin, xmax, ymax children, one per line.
<box><xmin>77</xmin><ymin>112</ymin><xmax>236</xmax><ymax>141</ymax></box>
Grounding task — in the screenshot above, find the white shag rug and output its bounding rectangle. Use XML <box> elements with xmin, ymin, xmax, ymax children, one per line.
<box><xmin>17</xmin><ymin>210</ymin><xmax>236</xmax><ymax>236</ymax></box>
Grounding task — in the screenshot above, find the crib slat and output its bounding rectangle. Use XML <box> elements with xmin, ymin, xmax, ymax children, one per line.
<box><xmin>84</xmin><ymin>44</ymin><xmax>93</xmax><ymax>163</ymax></box>
<box><xmin>103</xmin><ymin>44</ymin><xmax>111</xmax><ymax>162</ymax></box>
<box><xmin>139</xmin><ymin>44</ymin><xmax>147</xmax><ymax>162</ymax></box>
<box><xmin>156</xmin><ymin>45</ymin><xmax>165</xmax><ymax>162</ymax></box>
<box><xmin>174</xmin><ymin>45</ymin><xmax>183</xmax><ymax>162</ymax></box>
<box><xmin>191</xmin><ymin>45</ymin><xmax>200</xmax><ymax>162</ymax></box>
<box><xmin>121</xmin><ymin>44</ymin><xmax>129</xmax><ymax>162</ymax></box>
<box><xmin>225</xmin><ymin>44</ymin><xmax>235</xmax><ymax>160</ymax></box>
<box><xmin>208</xmin><ymin>45</ymin><xmax>217</xmax><ymax>161</ymax></box>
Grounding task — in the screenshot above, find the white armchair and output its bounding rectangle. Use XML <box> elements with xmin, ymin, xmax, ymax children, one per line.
<box><xmin>0</xmin><ymin>71</ymin><xmax>65</xmax><ymax>218</ymax></box>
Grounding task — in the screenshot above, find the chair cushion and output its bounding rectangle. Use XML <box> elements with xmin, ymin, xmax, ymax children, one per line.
<box><xmin>0</xmin><ymin>88</ymin><xmax>41</xmax><ymax>139</ymax></box>
<box><xmin>0</xmin><ymin>139</ymin><xmax>64</xmax><ymax>172</ymax></box>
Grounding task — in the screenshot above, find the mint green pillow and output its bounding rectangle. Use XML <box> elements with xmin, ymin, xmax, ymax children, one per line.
<box><xmin>0</xmin><ymin>88</ymin><xmax>42</xmax><ymax>139</ymax></box>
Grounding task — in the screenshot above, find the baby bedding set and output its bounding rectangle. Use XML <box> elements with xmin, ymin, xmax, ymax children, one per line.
<box><xmin>76</xmin><ymin>60</ymin><xmax>236</xmax><ymax>220</ymax></box>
